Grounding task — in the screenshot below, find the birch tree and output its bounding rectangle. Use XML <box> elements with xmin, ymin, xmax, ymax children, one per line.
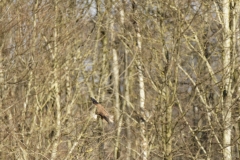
<box><xmin>132</xmin><ymin>1</ymin><xmax>148</xmax><ymax>159</ymax></box>
<box><xmin>108</xmin><ymin>0</ymin><xmax>121</xmax><ymax>158</ymax></box>
<box><xmin>233</xmin><ymin>1</ymin><xmax>240</xmax><ymax>159</ymax></box>
<box><xmin>222</xmin><ymin>0</ymin><xmax>232</xmax><ymax>159</ymax></box>
<box><xmin>50</xmin><ymin>1</ymin><xmax>62</xmax><ymax>159</ymax></box>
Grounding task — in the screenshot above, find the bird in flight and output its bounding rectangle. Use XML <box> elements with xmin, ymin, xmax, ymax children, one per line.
<box><xmin>90</xmin><ymin>97</ymin><xmax>113</xmax><ymax>124</ymax></box>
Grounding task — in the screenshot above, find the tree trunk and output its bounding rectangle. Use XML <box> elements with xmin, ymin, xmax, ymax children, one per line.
<box><xmin>135</xmin><ymin>20</ymin><xmax>148</xmax><ymax>160</ymax></box>
<box><xmin>124</xmin><ymin>49</ymin><xmax>132</xmax><ymax>160</ymax></box>
<box><xmin>51</xmin><ymin>1</ymin><xmax>62</xmax><ymax>159</ymax></box>
<box><xmin>231</xmin><ymin>1</ymin><xmax>239</xmax><ymax>159</ymax></box>
<box><xmin>131</xmin><ymin>1</ymin><xmax>148</xmax><ymax>159</ymax></box>
<box><xmin>222</xmin><ymin>0</ymin><xmax>232</xmax><ymax>159</ymax></box>
<box><xmin>235</xmin><ymin>2</ymin><xmax>240</xmax><ymax>158</ymax></box>
<box><xmin>108</xmin><ymin>1</ymin><xmax>121</xmax><ymax>159</ymax></box>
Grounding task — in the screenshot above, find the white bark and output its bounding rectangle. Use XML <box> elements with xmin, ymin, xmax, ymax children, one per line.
<box><xmin>136</xmin><ymin>25</ymin><xmax>147</xmax><ymax>160</ymax></box>
<box><xmin>120</xmin><ymin>2</ymin><xmax>132</xmax><ymax>159</ymax></box>
<box><xmin>137</xmin><ymin>61</ymin><xmax>147</xmax><ymax>160</ymax></box>
<box><xmin>222</xmin><ymin>0</ymin><xmax>232</xmax><ymax>159</ymax></box>
<box><xmin>51</xmin><ymin>1</ymin><xmax>61</xmax><ymax>159</ymax></box>
<box><xmin>108</xmin><ymin>1</ymin><xmax>121</xmax><ymax>159</ymax></box>
<box><xmin>131</xmin><ymin>1</ymin><xmax>147</xmax><ymax>158</ymax></box>
<box><xmin>124</xmin><ymin>49</ymin><xmax>132</xmax><ymax>160</ymax></box>
<box><xmin>113</xmin><ymin>47</ymin><xmax>121</xmax><ymax>159</ymax></box>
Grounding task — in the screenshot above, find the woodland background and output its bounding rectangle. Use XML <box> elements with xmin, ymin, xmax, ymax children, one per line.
<box><xmin>0</xmin><ymin>0</ymin><xmax>240</xmax><ymax>160</ymax></box>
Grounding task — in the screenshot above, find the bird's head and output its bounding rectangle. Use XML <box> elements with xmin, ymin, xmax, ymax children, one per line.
<box><xmin>90</xmin><ymin>97</ymin><xmax>99</xmax><ymax>104</ymax></box>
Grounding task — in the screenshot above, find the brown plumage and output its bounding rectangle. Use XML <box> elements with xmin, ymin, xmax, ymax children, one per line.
<box><xmin>90</xmin><ymin>97</ymin><xmax>112</xmax><ymax>124</ymax></box>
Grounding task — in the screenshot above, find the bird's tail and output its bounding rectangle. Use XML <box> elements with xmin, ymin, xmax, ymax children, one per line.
<box><xmin>90</xmin><ymin>97</ymin><xmax>99</xmax><ymax>104</ymax></box>
<box><xmin>108</xmin><ymin>115</ymin><xmax>114</xmax><ymax>124</ymax></box>
<box><xmin>106</xmin><ymin>116</ymin><xmax>115</xmax><ymax>128</ymax></box>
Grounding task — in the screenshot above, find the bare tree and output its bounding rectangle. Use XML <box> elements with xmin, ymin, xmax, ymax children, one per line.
<box><xmin>222</xmin><ymin>0</ymin><xmax>233</xmax><ymax>159</ymax></box>
<box><xmin>131</xmin><ymin>1</ymin><xmax>148</xmax><ymax>159</ymax></box>
<box><xmin>1</xmin><ymin>0</ymin><xmax>240</xmax><ymax>159</ymax></box>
